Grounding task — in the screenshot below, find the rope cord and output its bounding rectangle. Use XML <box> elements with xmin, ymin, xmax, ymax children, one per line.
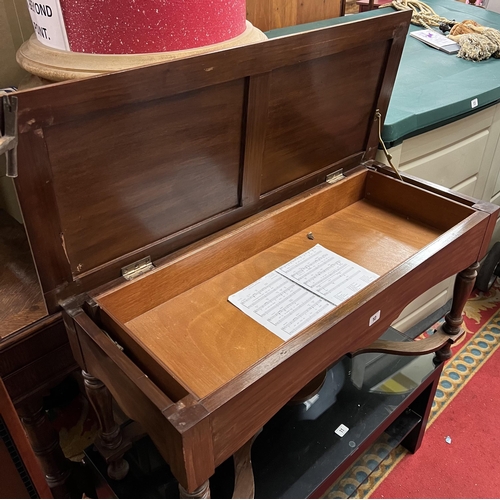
<box><xmin>389</xmin><ymin>0</ymin><xmax>455</xmax><ymax>29</ymax></box>
<box><xmin>376</xmin><ymin>110</ymin><xmax>404</xmax><ymax>182</ymax></box>
<box><xmin>386</xmin><ymin>0</ymin><xmax>500</xmax><ymax>61</ymax></box>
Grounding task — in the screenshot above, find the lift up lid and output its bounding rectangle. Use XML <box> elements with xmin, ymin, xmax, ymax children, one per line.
<box><xmin>13</xmin><ymin>10</ymin><xmax>411</xmax><ymax>307</ymax></box>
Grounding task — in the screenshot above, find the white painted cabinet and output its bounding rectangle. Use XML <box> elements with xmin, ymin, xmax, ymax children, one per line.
<box><xmin>377</xmin><ymin>103</ymin><xmax>500</xmax><ymax>331</ymax></box>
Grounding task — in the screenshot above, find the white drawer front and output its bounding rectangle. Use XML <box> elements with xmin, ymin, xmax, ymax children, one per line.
<box><xmin>399</xmin><ymin>107</ymin><xmax>495</xmax><ymax>164</ymax></box>
<box><xmin>400</xmin><ymin>131</ymin><xmax>488</xmax><ymax>189</ymax></box>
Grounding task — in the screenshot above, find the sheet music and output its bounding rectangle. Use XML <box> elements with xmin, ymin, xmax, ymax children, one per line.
<box><xmin>228</xmin><ymin>271</ymin><xmax>335</xmax><ymax>341</ymax></box>
<box><xmin>277</xmin><ymin>245</ymin><xmax>379</xmax><ymax>306</ymax></box>
<box><xmin>228</xmin><ymin>245</ymin><xmax>378</xmax><ymax>341</ymax></box>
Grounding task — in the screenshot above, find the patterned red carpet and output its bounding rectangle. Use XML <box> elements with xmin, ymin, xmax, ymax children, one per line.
<box><xmin>324</xmin><ymin>280</ymin><xmax>500</xmax><ymax>498</ymax></box>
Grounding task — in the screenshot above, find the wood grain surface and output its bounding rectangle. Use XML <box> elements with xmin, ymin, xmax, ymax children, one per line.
<box><xmin>246</xmin><ymin>0</ymin><xmax>345</xmax><ymax>32</ymax></box>
<box><xmin>70</xmin><ymin>310</ymin><xmax>215</xmax><ymax>492</ymax></box>
<box><xmin>75</xmin><ymin>196</ymin><xmax>490</xmax><ymax>472</ymax></box>
<box><xmin>43</xmin><ymin>80</ymin><xmax>245</xmax><ymax>276</ymax></box>
<box><xmin>260</xmin><ymin>46</ymin><xmax>387</xmax><ymax>194</ymax></box>
<box><xmin>123</xmin><ymin>198</ymin><xmax>441</xmax><ymax>398</ymax></box>
<box><xmin>0</xmin><ymin>210</ymin><xmax>46</xmax><ymax>339</ymax></box>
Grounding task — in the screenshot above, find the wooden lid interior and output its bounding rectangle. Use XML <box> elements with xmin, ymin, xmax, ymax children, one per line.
<box><xmin>14</xmin><ymin>10</ymin><xmax>411</xmax><ymax>305</ymax></box>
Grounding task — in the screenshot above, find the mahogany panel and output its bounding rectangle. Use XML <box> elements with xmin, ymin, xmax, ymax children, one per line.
<box><xmin>14</xmin><ymin>12</ymin><xmax>411</xmax><ymax>306</ymax></box>
<box><xmin>472</xmin><ymin>201</ymin><xmax>500</xmax><ymax>261</ymax></box>
<box><xmin>240</xmin><ymin>72</ymin><xmax>271</xmax><ymax>208</ymax></box>
<box><xmin>14</xmin><ymin>127</ymin><xmax>72</xmax><ymax>311</ymax></box>
<box><xmin>44</xmin><ymin>79</ymin><xmax>245</xmax><ymax>276</ymax></box>
<box><xmin>260</xmin><ymin>43</ymin><xmax>388</xmax><ymax>194</ymax></box>
<box><xmin>71</xmin><ymin>311</ymin><xmax>214</xmax><ymax>492</ymax></box>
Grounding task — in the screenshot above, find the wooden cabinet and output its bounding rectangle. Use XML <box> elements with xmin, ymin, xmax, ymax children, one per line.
<box><xmin>0</xmin><ymin>377</ymin><xmax>52</xmax><ymax>499</ymax></box>
<box><xmin>0</xmin><ymin>144</ymin><xmax>75</xmax><ymax>497</ymax></box>
<box><xmin>0</xmin><ymin>287</ymin><xmax>76</xmax><ymax>498</ymax></box>
<box><xmin>246</xmin><ymin>0</ymin><xmax>345</xmax><ymax>32</ymax></box>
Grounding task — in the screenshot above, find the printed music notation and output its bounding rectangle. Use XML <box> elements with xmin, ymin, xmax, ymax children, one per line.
<box><xmin>228</xmin><ymin>245</ymin><xmax>378</xmax><ymax>340</ymax></box>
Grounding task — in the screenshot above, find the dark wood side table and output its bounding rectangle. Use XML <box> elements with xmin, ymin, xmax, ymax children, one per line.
<box><xmin>0</xmin><ymin>208</ymin><xmax>78</xmax><ymax>497</ymax></box>
<box><xmin>0</xmin><ymin>315</ymin><xmax>79</xmax><ymax>498</ymax></box>
<box><xmin>0</xmin><ymin>376</ymin><xmax>52</xmax><ymax>498</ymax></box>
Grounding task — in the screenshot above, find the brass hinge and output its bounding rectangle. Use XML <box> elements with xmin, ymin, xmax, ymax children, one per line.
<box><xmin>0</xmin><ymin>94</ymin><xmax>18</xmax><ymax>178</ymax></box>
<box><xmin>326</xmin><ymin>169</ymin><xmax>345</xmax><ymax>184</ymax></box>
<box><xmin>121</xmin><ymin>256</ymin><xmax>154</xmax><ymax>280</ymax></box>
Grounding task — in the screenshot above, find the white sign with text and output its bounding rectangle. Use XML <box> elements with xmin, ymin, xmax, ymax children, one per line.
<box><xmin>26</xmin><ymin>0</ymin><xmax>70</xmax><ymax>50</ymax></box>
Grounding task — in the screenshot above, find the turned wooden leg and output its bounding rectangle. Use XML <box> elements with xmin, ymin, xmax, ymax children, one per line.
<box><xmin>179</xmin><ymin>480</ymin><xmax>211</xmax><ymax>498</ymax></box>
<box><xmin>17</xmin><ymin>397</ymin><xmax>72</xmax><ymax>498</ymax></box>
<box><xmin>436</xmin><ymin>262</ymin><xmax>479</xmax><ymax>362</ymax></box>
<box><xmin>82</xmin><ymin>370</ymin><xmax>129</xmax><ymax>481</ymax></box>
<box><xmin>232</xmin><ymin>431</ymin><xmax>261</xmax><ymax>499</ymax></box>
<box><xmin>443</xmin><ymin>262</ymin><xmax>479</xmax><ymax>335</ymax></box>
